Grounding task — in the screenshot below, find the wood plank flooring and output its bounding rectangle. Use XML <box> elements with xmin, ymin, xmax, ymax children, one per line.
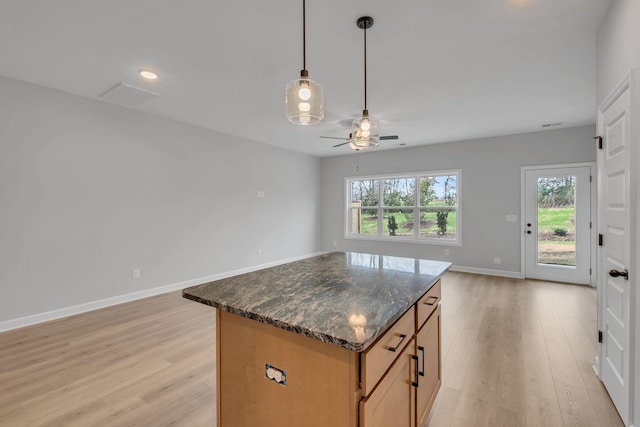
<box><xmin>0</xmin><ymin>272</ymin><xmax>623</xmax><ymax>426</ymax></box>
<box><xmin>0</xmin><ymin>292</ymin><xmax>216</xmax><ymax>426</ymax></box>
<box><xmin>426</xmin><ymin>272</ymin><xmax>623</xmax><ymax>427</ymax></box>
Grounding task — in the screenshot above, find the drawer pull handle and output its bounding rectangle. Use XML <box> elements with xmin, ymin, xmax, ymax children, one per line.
<box><xmin>387</xmin><ymin>334</ymin><xmax>407</xmax><ymax>352</ymax></box>
<box><xmin>424</xmin><ymin>296</ymin><xmax>438</xmax><ymax>306</ymax></box>
<box><xmin>412</xmin><ymin>355</ymin><xmax>420</xmax><ymax>388</ymax></box>
<box><xmin>418</xmin><ymin>346</ymin><xmax>425</xmax><ymax>376</ymax></box>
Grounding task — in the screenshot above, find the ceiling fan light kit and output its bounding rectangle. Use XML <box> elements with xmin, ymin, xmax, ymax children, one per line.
<box><xmin>285</xmin><ymin>0</ymin><xmax>324</xmax><ymax>125</ymax></box>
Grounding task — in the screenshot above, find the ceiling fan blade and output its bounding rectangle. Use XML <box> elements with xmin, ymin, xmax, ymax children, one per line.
<box><xmin>333</xmin><ymin>141</ymin><xmax>351</xmax><ymax>148</ymax></box>
<box><xmin>379</xmin><ymin>135</ymin><xmax>399</xmax><ymax>140</ymax></box>
<box><xmin>320</xmin><ymin>136</ymin><xmax>348</xmax><ymax>140</ymax></box>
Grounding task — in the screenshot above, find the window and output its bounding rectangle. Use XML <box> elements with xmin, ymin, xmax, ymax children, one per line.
<box><xmin>346</xmin><ymin>171</ymin><xmax>461</xmax><ymax>245</ymax></box>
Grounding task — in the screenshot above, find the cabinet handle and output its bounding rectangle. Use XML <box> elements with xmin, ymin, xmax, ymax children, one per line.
<box><xmin>418</xmin><ymin>346</ymin><xmax>425</xmax><ymax>376</ymax></box>
<box><xmin>387</xmin><ymin>334</ymin><xmax>407</xmax><ymax>352</ymax></box>
<box><xmin>424</xmin><ymin>296</ymin><xmax>438</xmax><ymax>306</ymax></box>
<box><xmin>411</xmin><ymin>355</ymin><xmax>420</xmax><ymax>388</ymax></box>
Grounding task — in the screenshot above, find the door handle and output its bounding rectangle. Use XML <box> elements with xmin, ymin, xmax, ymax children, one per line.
<box><xmin>418</xmin><ymin>346</ymin><xmax>425</xmax><ymax>376</ymax></box>
<box><xmin>609</xmin><ymin>269</ymin><xmax>629</xmax><ymax>280</ymax></box>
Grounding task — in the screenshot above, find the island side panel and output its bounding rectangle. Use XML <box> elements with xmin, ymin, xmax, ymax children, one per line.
<box><xmin>217</xmin><ymin>310</ymin><xmax>360</xmax><ymax>427</ymax></box>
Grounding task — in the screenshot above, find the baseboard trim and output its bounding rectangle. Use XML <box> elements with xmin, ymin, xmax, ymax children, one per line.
<box><xmin>449</xmin><ymin>265</ymin><xmax>524</xmax><ymax>279</ymax></box>
<box><xmin>0</xmin><ymin>251</ymin><xmax>327</xmax><ymax>333</ymax></box>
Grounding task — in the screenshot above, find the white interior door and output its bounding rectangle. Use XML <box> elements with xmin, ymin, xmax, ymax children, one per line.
<box><xmin>598</xmin><ymin>78</ymin><xmax>632</xmax><ymax>425</ymax></box>
<box><xmin>523</xmin><ymin>165</ymin><xmax>592</xmax><ymax>284</ymax></box>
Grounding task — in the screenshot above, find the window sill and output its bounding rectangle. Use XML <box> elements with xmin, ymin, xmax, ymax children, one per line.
<box><xmin>344</xmin><ymin>234</ymin><xmax>462</xmax><ymax>247</ymax></box>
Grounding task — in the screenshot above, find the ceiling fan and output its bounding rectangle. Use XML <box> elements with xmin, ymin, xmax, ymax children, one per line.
<box><xmin>320</xmin><ymin>134</ymin><xmax>399</xmax><ymax>148</ymax></box>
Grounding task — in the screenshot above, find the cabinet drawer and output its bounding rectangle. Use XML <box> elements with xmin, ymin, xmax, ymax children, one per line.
<box><xmin>417</xmin><ymin>280</ymin><xmax>441</xmax><ymax>329</ymax></box>
<box><xmin>359</xmin><ymin>337</ymin><xmax>416</xmax><ymax>427</ymax></box>
<box><xmin>361</xmin><ymin>306</ymin><xmax>415</xmax><ymax>397</ymax></box>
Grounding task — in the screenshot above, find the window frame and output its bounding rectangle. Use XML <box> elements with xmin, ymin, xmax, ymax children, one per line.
<box><xmin>345</xmin><ymin>170</ymin><xmax>462</xmax><ymax>246</ymax></box>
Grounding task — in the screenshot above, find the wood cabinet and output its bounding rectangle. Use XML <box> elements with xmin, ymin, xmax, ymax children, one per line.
<box><xmin>360</xmin><ymin>307</ymin><xmax>416</xmax><ymax>396</ymax></box>
<box><xmin>359</xmin><ymin>279</ymin><xmax>441</xmax><ymax>427</ymax></box>
<box><xmin>217</xmin><ymin>310</ymin><xmax>361</xmax><ymax>427</ymax></box>
<box><xmin>416</xmin><ymin>306</ymin><xmax>441</xmax><ymax>426</ymax></box>
<box><xmin>215</xmin><ymin>279</ymin><xmax>442</xmax><ymax>427</ymax></box>
<box><xmin>360</xmin><ymin>338</ymin><xmax>416</xmax><ymax>427</ymax></box>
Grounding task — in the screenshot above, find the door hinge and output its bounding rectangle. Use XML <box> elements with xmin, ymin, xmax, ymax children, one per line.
<box><xmin>598</xmin><ymin>330</ymin><xmax>603</xmax><ymax>343</ymax></box>
<box><xmin>590</xmin><ymin>221</ymin><xmax>592</xmax><ymax>229</ymax></box>
<box><xmin>599</xmin><ymin>234</ymin><xmax>604</xmax><ymax>246</ymax></box>
<box><xmin>590</xmin><ymin>175</ymin><xmax>592</xmax><ymax>183</ymax></box>
<box><xmin>594</xmin><ymin>136</ymin><xmax>603</xmax><ymax>149</ymax></box>
<box><xmin>589</xmin><ymin>268</ymin><xmax>592</xmax><ymax>275</ymax></box>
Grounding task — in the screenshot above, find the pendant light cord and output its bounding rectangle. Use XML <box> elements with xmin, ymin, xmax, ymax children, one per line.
<box><xmin>302</xmin><ymin>0</ymin><xmax>307</xmax><ymax>71</ymax></box>
<box><xmin>363</xmin><ymin>24</ymin><xmax>367</xmax><ymax>110</ymax></box>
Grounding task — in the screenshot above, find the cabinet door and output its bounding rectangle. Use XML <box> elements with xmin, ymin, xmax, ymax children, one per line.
<box><xmin>416</xmin><ymin>306</ymin><xmax>441</xmax><ymax>426</ymax></box>
<box><xmin>360</xmin><ymin>338</ymin><xmax>416</xmax><ymax>427</ymax></box>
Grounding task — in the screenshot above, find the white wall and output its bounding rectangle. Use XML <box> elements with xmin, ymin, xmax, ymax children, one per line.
<box><xmin>320</xmin><ymin>125</ymin><xmax>596</xmax><ymax>275</ymax></box>
<box><xmin>597</xmin><ymin>1</ymin><xmax>640</xmax><ymax>425</ymax></box>
<box><xmin>0</xmin><ymin>76</ymin><xmax>322</xmax><ymax>324</ymax></box>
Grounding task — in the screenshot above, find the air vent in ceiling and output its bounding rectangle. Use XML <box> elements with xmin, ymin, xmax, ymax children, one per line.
<box><xmin>541</xmin><ymin>122</ymin><xmax>563</xmax><ymax>128</ymax></box>
<box><xmin>99</xmin><ymin>82</ymin><xmax>158</xmax><ymax>107</ymax></box>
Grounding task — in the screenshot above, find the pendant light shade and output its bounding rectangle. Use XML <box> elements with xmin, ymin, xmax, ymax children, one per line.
<box><xmin>285</xmin><ymin>71</ymin><xmax>324</xmax><ymax>125</ymax></box>
<box><xmin>351</xmin><ymin>16</ymin><xmax>379</xmax><ymax>149</ymax></box>
<box><xmin>351</xmin><ymin>110</ymin><xmax>379</xmax><ymax>149</ymax></box>
<box><xmin>285</xmin><ymin>0</ymin><xmax>324</xmax><ymax>125</ymax></box>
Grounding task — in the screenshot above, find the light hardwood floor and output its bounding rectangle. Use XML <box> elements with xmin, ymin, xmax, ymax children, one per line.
<box><xmin>0</xmin><ymin>272</ymin><xmax>623</xmax><ymax>427</ymax></box>
<box><xmin>0</xmin><ymin>292</ymin><xmax>217</xmax><ymax>426</ymax></box>
<box><xmin>427</xmin><ymin>272</ymin><xmax>623</xmax><ymax>427</ymax></box>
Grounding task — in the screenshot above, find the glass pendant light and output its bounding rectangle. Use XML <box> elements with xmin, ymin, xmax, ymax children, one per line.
<box><xmin>285</xmin><ymin>0</ymin><xmax>324</xmax><ymax>125</ymax></box>
<box><xmin>351</xmin><ymin>16</ymin><xmax>379</xmax><ymax>149</ymax></box>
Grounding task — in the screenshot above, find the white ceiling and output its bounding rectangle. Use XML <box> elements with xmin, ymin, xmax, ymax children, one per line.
<box><xmin>0</xmin><ymin>0</ymin><xmax>611</xmax><ymax>157</ymax></box>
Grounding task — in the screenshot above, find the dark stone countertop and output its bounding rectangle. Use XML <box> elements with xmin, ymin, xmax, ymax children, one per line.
<box><xmin>182</xmin><ymin>252</ymin><xmax>451</xmax><ymax>352</ymax></box>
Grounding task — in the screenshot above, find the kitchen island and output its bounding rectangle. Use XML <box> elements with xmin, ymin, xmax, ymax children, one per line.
<box><xmin>183</xmin><ymin>252</ymin><xmax>450</xmax><ymax>427</ymax></box>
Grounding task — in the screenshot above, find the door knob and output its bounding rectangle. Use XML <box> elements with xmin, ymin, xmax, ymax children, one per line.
<box><xmin>609</xmin><ymin>269</ymin><xmax>629</xmax><ymax>280</ymax></box>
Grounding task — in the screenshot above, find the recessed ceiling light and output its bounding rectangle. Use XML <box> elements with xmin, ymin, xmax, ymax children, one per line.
<box><xmin>139</xmin><ymin>69</ymin><xmax>158</xmax><ymax>80</ymax></box>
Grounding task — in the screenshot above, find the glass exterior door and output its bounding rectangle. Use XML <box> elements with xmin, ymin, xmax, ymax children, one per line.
<box><xmin>524</xmin><ymin>166</ymin><xmax>592</xmax><ymax>284</ymax></box>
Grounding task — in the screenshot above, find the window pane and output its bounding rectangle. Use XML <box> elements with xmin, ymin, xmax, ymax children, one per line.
<box><xmin>536</xmin><ymin>176</ymin><xmax>576</xmax><ymax>266</ymax></box>
<box><xmin>419</xmin><ymin>177</ymin><xmax>437</xmax><ymax>206</ymax></box>
<box><xmin>384</xmin><ymin>209</ymin><xmax>414</xmax><ymax>237</ymax></box>
<box><xmin>383</xmin><ymin>178</ymin><xmax>415</xmax><ymax>207</ymax></box>
<box><xmin>420</xmin><ymin>175</ymin><xmax>457</xmax><ymax>207</ymax></box>
<box><xmin>350</xmin><ymin>208</ymin><xmax>378</xmax><ymax>235</ymax></box>
<box><xmin>351</xmin><ymin>180</ymin><xmax>379</xmax><ymax>206</ymax></box>
<box><xmin>419</xmin><ymin>208</ymin><xmax>456</xmax><ymax>239</ymax></box>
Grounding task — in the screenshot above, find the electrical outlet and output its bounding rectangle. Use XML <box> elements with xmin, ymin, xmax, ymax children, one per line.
<box><xmin>257</xmin><ymin>190</ymin><xmax>265</xmax><ymax>198</ymax></box>
<box><xmin>265</xmin><ymin>364</ymin><xmax>286</xmax><ymax>386</ymax></box>
<box><xmin>493</xmin><ymin>257</ymin><xmax>502</xmax><ymax>265</ymax></box>
<box><xmin>506</xmin><ymin>214</ymin><xmax>518</xmax><ymax>222</ymax></box>
<box><xmin>132</xmin><ymin>268</ymin><xmax>141</xmax><ymax>279</ymax></box>
<box><xmin>332</xmin><ymin>240</ymin><xmax>337</xmax><ymax>247</ymax></box>
<box><xmin>444</xmin><ymin>249</ymin><xmax>450</xmax><ymax>256</ymax></box>
<box><xmin>257</xmin><ymin>249</ymin><xmax>262</xmax><ymax>257</ymax></box>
